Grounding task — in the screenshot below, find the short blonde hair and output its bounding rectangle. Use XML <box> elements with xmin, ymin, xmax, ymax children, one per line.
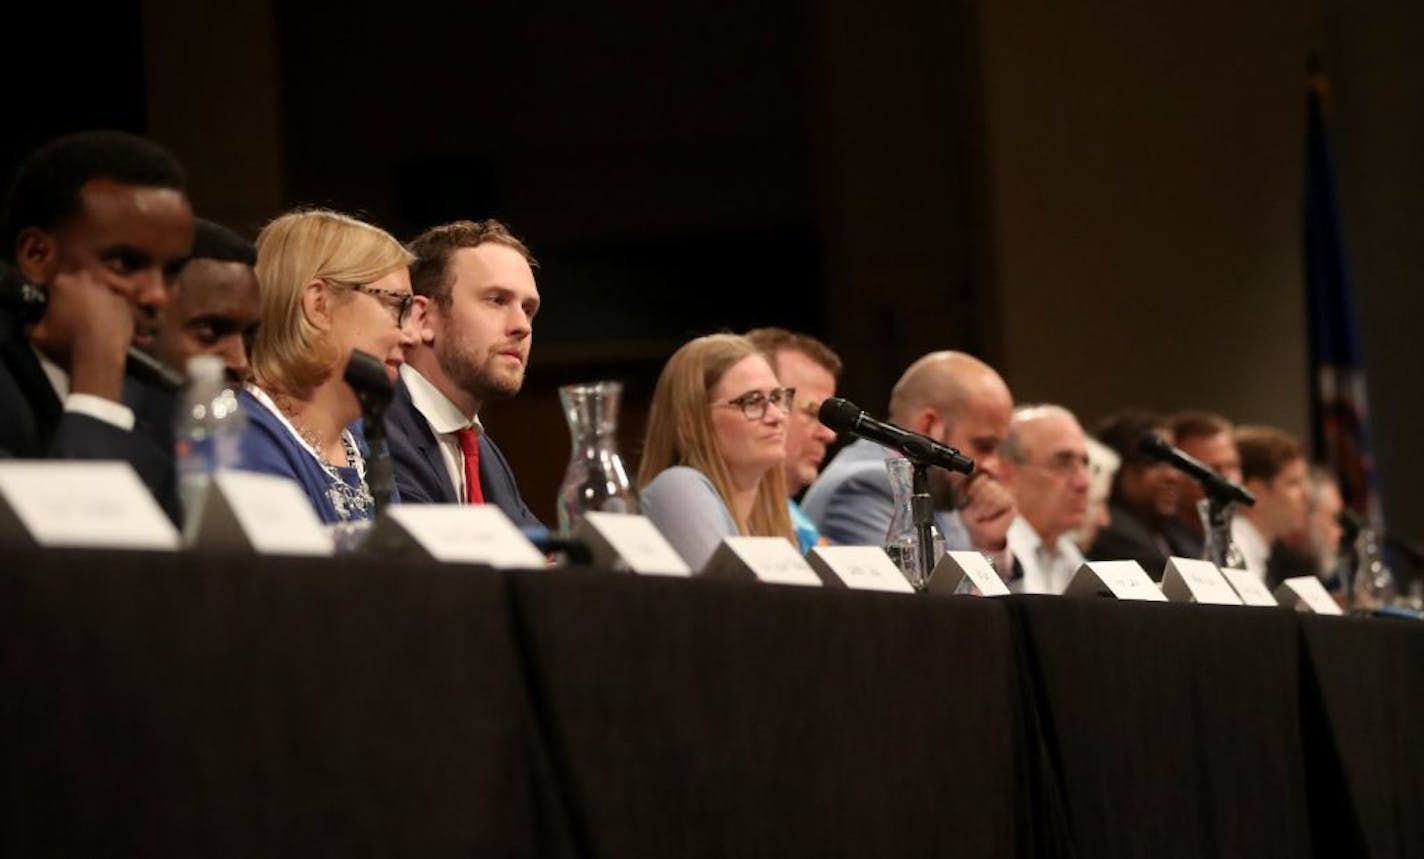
<box><xmin>638</xmin><ymin>333</ymin><xmax>796</xmax><ymax>545</ymax></box>
<box><xmin>251</xmin><ymin>209</ymin><xmax>413</xmax><ymax>397</ymax></box>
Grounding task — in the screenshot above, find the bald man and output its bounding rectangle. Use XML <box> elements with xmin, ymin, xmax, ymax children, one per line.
<box><xmin>999</xmin><ymin>405</ymin><xmax>1092</xmax><ymax>594</ymax></box>
<box><xmin>802</xmin><ymin>351</ymin><xmax>1016</xmax><ymax>563</ymax></box>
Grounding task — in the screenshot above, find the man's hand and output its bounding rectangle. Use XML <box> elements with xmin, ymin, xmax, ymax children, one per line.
<box><xmin>29</xmin><ymin>268</ymin><xmax>134</xmax><ymax>404</ymax></box>
<box><xmin>960</xmin><ymin>472</ymin><xmax>1016</xmax><ymax>553</ymax></box>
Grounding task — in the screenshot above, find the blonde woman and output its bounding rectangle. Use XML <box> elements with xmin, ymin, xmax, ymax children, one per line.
<box><xmin>638</xmin><ymin>333</ymin><xmax>798</xmax><ymax>568</ymax></box>
<box><xmin>237</xmin><ymin>209</ymin><xmax>415</xmax><ymax>523</ymax></box>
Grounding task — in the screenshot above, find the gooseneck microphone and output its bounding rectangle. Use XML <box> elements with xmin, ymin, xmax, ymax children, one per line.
<box><xmin>818</xmin><ymin>397</ymin><xmax>974</xmax><ymax>474</ymax></box>
<box><xmin>344</xmin><ymin>350</ymin><xmax>396</xmax><ymax>514</ymax></box>
<box><xmin>1137</xmin><ymin>432</ymin><xmax>1255</xmax><ymax>506</ymax></box>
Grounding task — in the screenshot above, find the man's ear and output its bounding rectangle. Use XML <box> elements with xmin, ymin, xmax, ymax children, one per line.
<box><xmin>13</xmin><ymin>228</ymin><xmax>59</xmax><ymax>287</ymax></box>
<box><xmin>300</xmin><ymin>279</ymin><xmax>332</xmax><ymax>330</ymax></box>
<box><xmin>409</xmin><ymin>294</ymin><xmax>437</xmax><ymax>345</ymax></box>
<box><xmin>912</xmin><ymin>407</ymin><xmax>942</xmax><ymax>438</ymax></box>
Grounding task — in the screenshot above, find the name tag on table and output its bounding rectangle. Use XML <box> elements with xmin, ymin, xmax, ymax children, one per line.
<box><xmin>1064</xmin><ymin>560</ymin><xmax>1167</xmax><ymax>601</ymax></box>
<box><xmin>185</xmin><ymin>471</ymin><xmax>332</xmax><ymax>556</ymax></box>
<box><xmin>1160</xmin><ymin>557</ymin><xmax>1243</xmax><ymax>605</ymax></box>
<box><xmin>702</xmin><ymin>536</ymin><xmax>823</xmax><ymax>587</ymax></box>
<box><xmin>364</xmin><ymin>504</ymin><xmax>547</xmax><ymax>568</ymax></box>
<box><xmin>1275</xmin><ymin>575</ymin><xmax>1344</xmax><ymax>615</ymax></box>
<box><xmin>807</xmin><ymin>546</ymin><xmax>915</xmax><ymax>593</ymax></box>
<box><xmin>1219</xmin><ymin>568</ymin><xmax>1280</xmax><ymax>607</ymax></box>
<box><xmin>927</xmin><ymin>551</ymin><xmax>1012</xmax><ymax>597</ymax></box>
<box><xmin>0</xmin><ymin>460</ymin><xmax>178</xmax><ymax>550</ymax></box>
<box><xmin>575</xmin><ymin>511</ymin><xmax>691</xmax><ymax>577</ymax></box>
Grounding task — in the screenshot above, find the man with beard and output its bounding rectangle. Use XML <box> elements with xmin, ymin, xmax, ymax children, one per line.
<box><xmin>802</xmin><ymin>350</ymin><xmax>1017</xmax><ymax>572</ymax></box>
<box><xmin>387</xmin><ymin>220</ymin><xmax>542</xmax><ymax>527</ymax></box>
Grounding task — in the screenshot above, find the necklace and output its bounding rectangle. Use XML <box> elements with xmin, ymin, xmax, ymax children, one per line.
<box><xmin>268</xmin><ymin>390</ymin><xmax>374</xmax><ymax>520</ymax></box>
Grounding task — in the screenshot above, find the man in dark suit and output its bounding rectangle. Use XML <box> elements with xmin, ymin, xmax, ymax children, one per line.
<box><xmin>1086</xmin><ymin>410</ymin><xmax>1197</xmax><ymax>580</ymax></box>
<box><xmin>388</xmin><ymin>220</ymin><xmax>541</xmax><ymax>528</ymax></box>
<box><xmin>1</xmin><ymin>131</ymin><xmax>195</xmax><ymax>519</ymax></box>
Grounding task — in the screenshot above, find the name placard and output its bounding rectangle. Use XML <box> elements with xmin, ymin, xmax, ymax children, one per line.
<box><xmin>1219</xmin><ymin>568</ymin><xmax>1280</xmax><ymax>607</ymax></box>
<box><xmin>927</xmin><ymin>550</ymin><xmax>1012</xmax><ymax>597</ymax></box>
<box><xmin>806</xmin><ymin>546</ymin><xmax>915</xmax><ymax>593</ymax></box>
<box><xmin>0</xmin><ymin>460</ymin><xmax>178</xmax><ymax>550</ymax></box>
<box><xmin>575</xmin><ymin>511</ymin><xmax>691</xmax><ymax>577</ymax></box>
<box><xmin>1160</xmin><ymin>557</ymin><xmax>1243</xmax><ymax>605</ymax></box>
<box><xmin>364</xmin><ymin>504</ymin><xmax>547</xmax><ymax>568</ymax></box>
<box><xmin>1275</xmin><ymin>575</ymin><xmax>1344</xmax><ymax>615</ymax></box>
<box><xmin>185</xmin><ymin>471</ymin><xmax>332</xmax><ymax>555</ymax></box>
<box><xmin>1064</xmin><ymin>560</ymin><xmax>1167</xmax><ymax>601</ymax></box>
<box><xmin>702</xmin><ymin>536</ymin><xmax>823</xmax><ymax>587</ymax></box>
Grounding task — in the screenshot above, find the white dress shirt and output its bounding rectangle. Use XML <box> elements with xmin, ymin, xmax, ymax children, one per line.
<box><xmin>34</xmin><ymin>345</ymin><xmax>135</xmax><ymax>430</ymax></box>
<box><xmin>1231</xmin><ymin>515</ymin><xmax>1271</xmax><ymax>580</ymax></box>
<box><xmin>400</xmin><ymin>363</ymin><xmax>483</xmax><ymax>503</ymax></box>
<box><xmin>1008</xmin><ymin>516</ymin><xmax>1085</xmax><ymax>595</ymax></box>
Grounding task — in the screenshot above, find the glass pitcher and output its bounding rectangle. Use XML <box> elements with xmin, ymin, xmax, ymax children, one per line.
<box><xmin>883</xmin><ymin>455</ymin><xmax>945</xmax><ymax>590</ymax></box>
<box><xmin>557</xmin><ymin>381</ymin><xmax>638</xmax><ymax>533</ymax></box>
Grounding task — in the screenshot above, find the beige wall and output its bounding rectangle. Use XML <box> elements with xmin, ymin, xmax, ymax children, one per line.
<box><xmin>978</xmin><ymin>2</ymin><xmax>1310</xmax><ymax>436</ymax></box>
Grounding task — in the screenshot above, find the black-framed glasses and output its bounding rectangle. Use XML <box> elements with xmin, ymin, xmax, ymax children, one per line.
<box><xmin>334</xmin><ymin>281</ymin><xmax>414</xmax><ymax>326</ymax></box>
<box><xmin>712</xmin><ymin>386</ymin><xmax>796</xmax><ymax>421</ymax></box>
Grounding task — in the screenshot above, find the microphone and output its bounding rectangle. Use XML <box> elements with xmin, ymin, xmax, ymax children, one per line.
<box><xmin>0</xmin><ymin>263</ymin><xmax>184</xmax><ymax>392</ymax></box>
<box><xmin>1137</xmin><ymin>432</ymin><xmax>1255</xmax><ymax>506</ymax></box>
<box><xmin>344</xmin><ymin>349</ymin><xmax>396</xmax><ymax>514</ymax></box>
<box><xmin>818</xmin><ymin>397</ymin><xmax>974</xmax><ymax>474</ymax></box>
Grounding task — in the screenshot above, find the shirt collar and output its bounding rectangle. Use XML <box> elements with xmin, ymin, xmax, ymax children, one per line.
<box><xmin>32</xmin><ymin>344</ymin><xmax>68</xmax><ymax>402</ymax></box>
<box><xmin>1231</xmin><ymin>515</ymin><xmax>1271</xmax><ymax>574</ymax></box>
<box><xmin>401</xmin><ymin>363</ymin><xmax>482</xmax><ymax>436</ymax></box>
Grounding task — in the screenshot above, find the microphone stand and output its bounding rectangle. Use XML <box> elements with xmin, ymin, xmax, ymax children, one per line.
<box><xmin>910</xmin><ymin>460</ymin><xmax>937</xmax><ymax>587</ymax></box>
<box><xmin>1199</xmin><ymin>489</ymin><xmax>1245</xmax><ymax>570</ymax></box>
<box><xmin>343</xmin><ymin>350</ymin><xmax>395</xmax><ymax>516</ymax></box>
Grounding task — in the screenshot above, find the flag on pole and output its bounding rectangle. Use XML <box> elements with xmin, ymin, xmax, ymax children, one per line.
<box><xmin>1304</xmin><ymin>71</ymin><xmax>1382</xmax><ymax>523</ymax></box>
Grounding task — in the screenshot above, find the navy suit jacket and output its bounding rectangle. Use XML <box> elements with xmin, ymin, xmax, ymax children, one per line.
<box><xmin>385</xmin><ymin>378</ymin><xmax>543</xmax><ymax>529</ymax></box>
<box><xmin>0</xmin><ymin>308</ymin><xmax>179</xmax><ymax>522</ymax></box>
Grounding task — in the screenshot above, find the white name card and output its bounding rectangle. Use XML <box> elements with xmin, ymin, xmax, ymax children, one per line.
<box><xmin>0</xmin><ymin>460</ymin><xmax>178</xmax><ymax>550</ymax></box>
<box><xmin>1160</xmin><ymin>557</ymin><xmax>1243</xmax><ymax>605</ymax></box>
<box><xmin>1220</xmin><ymin>568</ymin><xmax>1280</xmax><ymax>607</ymax></box>
<box><xmin>701</xmin><ymin>536</ymin><xmax>823</xmax><ymax>587</ymax></box>
<box><xmin>575</xmin><ymin>511</ymin><xmax>691</xmax><ymax>576</ymax></box>
<box><xmin>1064</xmin><ymin>560</ymin><xmax>1167</xmax><ymax>601</ymax></box>
<box><xmin>1275</xmin><ymin>575</ymin><xmax>1344</xmax><ymax>615</ymax></box>
<box><xmin>185</xmin><ymin>471</ymin><xmax>332</xmax><ymax>556</ymax></box>
<box><xmin>806</xmin><ymin>546</ymin><xmax>915</xmax><ymax>593</ymax></box>
<box><xmin>364</xmin><ymin>504</ymin><xmax>546</xmax><ymax>568</ymax></box>
<box><xmin>927</xmin><ymin>550</ymin><xmax>1012</xmax><ymax>597</ymax></box>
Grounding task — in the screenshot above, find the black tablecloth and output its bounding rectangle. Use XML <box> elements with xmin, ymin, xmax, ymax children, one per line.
<box><xmin>1</xmin><ymin>548</ymin><xmax>1421</xmax><ymax>857</ymax></box>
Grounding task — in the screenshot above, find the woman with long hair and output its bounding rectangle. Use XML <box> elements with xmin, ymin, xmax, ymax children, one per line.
<box><xmin>238</xmin><ymin>208</ymin><xmax>415</xmax><ymax>523</ymax></box>
<box><xmin>638</xmin><ymin>333</ymin><xmax>797</xmax><ymax>568</ymax></box>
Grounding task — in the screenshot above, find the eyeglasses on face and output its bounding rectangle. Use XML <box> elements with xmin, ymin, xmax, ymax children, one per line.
<box><xmin>1027</xmin><ymin>451</ymin><xmax>1100</xmax><ymax>478</ymax></box>
<box><xmin>712</xmin><ymin>386</ymin><xmax>796</xmax><ymax>421</ymax></box>
<box><xmin>331</xmin><ymin>280</ymin><xmax>415</xmax><ymax>326</ymax></box>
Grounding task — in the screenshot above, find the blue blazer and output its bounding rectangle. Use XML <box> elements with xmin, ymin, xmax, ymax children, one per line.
<box><xmin>385</xmin><ymin>379</ymin><xmax>543</xmax><ymax>529</ymax></box>
<box><xmin>0</xmin><ymin>308</ymin><xmax>180</xmax><ymax>523</ymax></box>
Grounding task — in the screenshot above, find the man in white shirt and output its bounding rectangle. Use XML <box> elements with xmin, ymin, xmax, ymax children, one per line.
<box><xmin>1</xmin><ymin>131</ymin><xmax>195</xmax><ymax>520</ymax></box>
<box><xmin>999</xmin><ymin>405</ymin><xmax>1092</xmax><ymax>594</ymax></box>
<box><xmin>1230</xmin><ymin>425</ymin><xmax>1309</xmax><ymax>580</ymax></box>
<box><xmin>385</xmin><ymin>220</ymin><xmax>542</xmax><ymax>527</ymax></box>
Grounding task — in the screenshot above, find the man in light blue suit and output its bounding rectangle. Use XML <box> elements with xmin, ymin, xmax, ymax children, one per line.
<box><xmin>386</xmin><ymin>220</ymin><xmax>542</xmax><ymax>528</ymax></box>
<box><xmin>802</xmin><ymin>351</ymin><xmax>1017</xmax><ymax>569</ymax></box>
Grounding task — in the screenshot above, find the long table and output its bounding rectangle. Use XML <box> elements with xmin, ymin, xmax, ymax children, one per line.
<box><xmin>1</xmin><ymin>548</ymin><xmax>1419</xmax><ymax>856</ymax></box>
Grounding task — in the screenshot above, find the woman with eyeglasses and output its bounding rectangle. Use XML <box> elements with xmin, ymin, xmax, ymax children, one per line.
<box><xmin>637</xmin><ymin>333</ymin><xmax>799</xmax><ymax>569</ymax></box>
<box><xmin>237</xmin><ymin>208</ymin><xmax>416</xmax><ymax>523</ymax></box>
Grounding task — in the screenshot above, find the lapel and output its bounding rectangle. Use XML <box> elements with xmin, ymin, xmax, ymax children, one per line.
<box><xmin>393</xmin><ymin>380</ymin><xmax>458</xmax><ymax>503</ymax></box>
<box><xmin>0</xmin><ymin>315</ymin><xmax>62</xmax><ymax>444</ymax></box>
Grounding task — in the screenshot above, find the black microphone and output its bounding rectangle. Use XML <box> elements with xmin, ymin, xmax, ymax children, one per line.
<box><xmin>0</xmin><ymin>263</ymin><xmax>184</xmax><ymax>392</ymax></box>
<box><xmin>818</xmin><ymin>397</ymin><xmax>974</xmax><ymax>474</ymax></box>
<box><xmin>1137</xmin><ymin>432</ymin><xmax>1255</xmax><ymax>506</ymax></box>
<box><xmin>343</xmin><ymin>349</ymin><xmax>396</xmax><ymax>514</ymax></box>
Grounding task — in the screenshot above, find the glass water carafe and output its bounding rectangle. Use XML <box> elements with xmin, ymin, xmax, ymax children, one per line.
<box><xmin>883</xmin><ymin>456</ymin><xmax>945</xmax><ymax>590</ymax></box>
<box><xmin>557</xmin><ymin>381</ymin><xmax>638</xmax><ymax>533</ymax></box>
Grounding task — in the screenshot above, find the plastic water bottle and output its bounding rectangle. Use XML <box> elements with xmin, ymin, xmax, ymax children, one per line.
<box><xmin>176</xmin><ymin>355</ymin><xmax>247</xmax><ymax>525</ymax></box>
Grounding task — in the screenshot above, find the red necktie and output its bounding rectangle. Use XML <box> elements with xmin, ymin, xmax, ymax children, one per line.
<box><xmin>455</xmin><ymin>427</ymin><xmax>484</xmax><ymax>504</ymax></box>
